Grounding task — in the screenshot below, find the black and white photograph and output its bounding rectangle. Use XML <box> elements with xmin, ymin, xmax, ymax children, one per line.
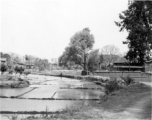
<box><xmin>0</xmin><ymin>0</ymin><xmax>152</xmax><ymax>119</ymax></box>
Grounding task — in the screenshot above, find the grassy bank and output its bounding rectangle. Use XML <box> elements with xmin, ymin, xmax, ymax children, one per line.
<box><xmin>0</xmin><ymin>74</ymin><xmax>30</xmax><ymax>88</ymax></box>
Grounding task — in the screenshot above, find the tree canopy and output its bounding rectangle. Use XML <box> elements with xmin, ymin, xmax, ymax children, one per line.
<box><xmin>59</xmin><ymin>28</ymin><xmax>95</xmax><ymax>71</ymax></box>
<box><xmin>0</xmin><ymin>64</ymin><xmax>8</xmax><ymax>74</ymax></box>
<box><xmin>115</xmin><ymin>0</ymin><xmax>152</xmax><ymax>64</ymax></box>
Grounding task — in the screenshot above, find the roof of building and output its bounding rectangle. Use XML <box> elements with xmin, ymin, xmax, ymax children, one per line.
<box><xmin>13</xmin><ymin>59</ymin><xmax>26</xmax><ymax>65</ymax></box>
<box><xmin>113</xmin><ymin>66</ymin><xmax>144</xmax><ymax>68</ymax></box>
<box><xmin>145</xmin><ymin>59</ymin><xmax>152</xmax><ymax>63</ymax></box>
<box><xmin>26</xmin><ymin>61</ymin><xmax>34</xmax><ymax>66</ymax></box>
<box><xmin>0</xmin><ymin>58</ymin><xmax>7</xmax><ymax>62</ymax></box>
<box><xmin>26</xmin><ymin>64</ymin><xmax>34</xmax><ymax>66</ymax></box>
<box><xmin>114</xmin><ymin>58</ymin><xmax>128</xmax><ymax>63</ymax></box>
<box><xmin>16</xmin><ymin>62</ymin><xmax>26</xmax><ymax>65</ymax></box>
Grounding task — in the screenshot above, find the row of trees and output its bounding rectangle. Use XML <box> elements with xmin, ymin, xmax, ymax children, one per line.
<box><xmin>0</xmin><ymin>52</ymin><xmax>51</xmax><ymax>71</ymax></box>
<box><xmin>25</xmin><ymin>55</ymin><xmax>50</xmax><ymax>71</ymax></box>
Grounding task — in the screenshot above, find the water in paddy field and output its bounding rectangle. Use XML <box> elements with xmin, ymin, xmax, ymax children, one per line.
<box><xmin>0</xmin><ymin>74</ymin><xmax>104</xmax><ymax>113</ymax></box>
<box><xmin>0</xmin><ymin>98</ymin><xmax>82</xmax><ymax>112</ymax></box>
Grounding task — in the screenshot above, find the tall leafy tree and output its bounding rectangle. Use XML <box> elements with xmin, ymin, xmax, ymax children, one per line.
<box><xmin>115</xmin><ymin>0</ymin><xmax>152</xmax><ymax>65</ymax></box>
<box><xmin>59</xmin><ymin>28</ymin><xmax>95</xmax><ymax>72</ymax></box>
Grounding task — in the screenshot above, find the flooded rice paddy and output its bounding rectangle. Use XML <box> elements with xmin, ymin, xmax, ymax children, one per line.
<box><xmin>0</xmin><ymin>74</ymin><xmax>104</xmax><ymax>113</ymax></box>
<box><xmin>0</xmin><ymin>98</ymin><xmax>82</xmax><ymax>112</ymax></box>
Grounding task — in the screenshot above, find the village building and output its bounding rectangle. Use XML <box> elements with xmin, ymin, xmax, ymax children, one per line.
<box><xmin>145</xmin><ymin>60</ymin><xmax>152</xmax><ymax>73</ymax></box>
<box><xmin>26</xmin><ymin>63</ymin><xmax>34</xmax><ymax>69</ymax></box>
<box><xmin>13</xmin><ymin>59</ymin><xmax>26</xmax><ymax>68</ymax></box>
<box><xmin>112</xmin><ymin>58</ymin><xmax>152</xmax><ymax>72</ymax></box>
<box><xmin>0</xmin><ymin>58</ymin><xmax>7</xmax><ymax>65</ymax></box>
<box><xmin>25</xmin><ymin>61</ymin><xmax>36</xmax><ymax>71</ymax></box>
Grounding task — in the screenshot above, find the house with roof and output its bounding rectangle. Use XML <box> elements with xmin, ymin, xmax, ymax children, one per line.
<box><xmin>0</xmin><ymin>58</ymin><xmax>7</xmax><ymax>65</ymax></box>
<box><xmin>145</xmin><ymin>59</ymin><xmax>152</xmax><ymax>73</ymax></box>
<box><xmin>26</xmin><ymin>61</ymin><xmax>34</xmax><ymax>69</ymax></box>
<box><xmin>112</xmin><ymin>58</ymin><xmax>145</xmax><ymax>72</ymax></box>
<box><xmin>13</xmin><ymin>59</ymin><xmax>26</xmax><ymax>68</ymax></box>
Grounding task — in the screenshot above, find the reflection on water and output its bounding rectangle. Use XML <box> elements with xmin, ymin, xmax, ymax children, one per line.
<box><xmin>0</xmin><ymin>88</ymin><xmax>33</xmax><ymax>97</ymax></box>
<box><xmin>53</xmin><ymin>89</ymin><xmax>104</xmax><ymax>99</ymax></box>
<box><xmin>20</xmin><ymin>86</ymin><xmax>59</xmax><ymax>98</ymax></box>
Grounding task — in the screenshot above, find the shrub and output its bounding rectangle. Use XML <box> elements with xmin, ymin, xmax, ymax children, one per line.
<box><xmin>0</xmin><ymin>64</ymin><xmax>7</xmax><ymax>74</ymax></box>
<box><xmin>14</xmin><ymin>66</ymin><xmax>24</xmax><ymax>75</ymax></box>
<box><xmin>8</xmin><ymin>69</ymin><xmax>13</xmax><ymax>74</ymax></box>
<box><xmin>8</xmin><ymin>76</ymin><xmax>13</xmax><ymax>80</ymax></box>
<box><xmin>14</xmin><ymin>66</ymin><xmax>20</xmax><ymax>74</ymax></box>
<box><xmin>18</xmin><ymin>77</ymin><xmax>24</xmax><ymax>81</ymax></box>
<box><xmin>81</xmin><ymin>71</ymin><xmax>89</xmax><ymax>76</ymax></box>
<box><xmin>105</xmin><ymin>77</ymin><xmax>120</xmax><ymax>94</ymax></box>
<box><xmin>24</xmin><ymin>70</ymin><xmax>31</xmax><ymax>76</ymax></box>
<box><xmin>121</xmin><ymin>76</ymin><xmax>134</xmax><ymax>85</ymax></box>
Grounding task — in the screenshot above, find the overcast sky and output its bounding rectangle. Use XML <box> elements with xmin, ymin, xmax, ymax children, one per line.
<box><xmin>1</xmin><ymin>0</ymin><xmax>129</xmax><ymax>61</ymax></box>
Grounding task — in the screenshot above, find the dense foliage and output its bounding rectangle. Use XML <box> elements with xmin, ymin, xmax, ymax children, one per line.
<box><xmin>87</xmin><ymin>49</ymin><xmax>103</xmax><ymax>72</ymax></box>
<box><xmin>0</xmin><ymin>64</ymin><xmax>8</xmax><ymax>74</ymax></box>
<box><xmin>1</xmin><ymin>52</ymin><xmax>51</xmax><ymax>71</ymax></box>
<box><xmin>14</xmin><ymin>66</ymin><xmax>24</xmax><ymax>75</ymax></box>
<box><xmin>115</xmin><ymin>0</ymin><xmax>152</xmax><ymax>64</ymax></box>
<box><xmin>59</xmin><ymin>28</ymin><xmax>95</xmax><ymax>71</ymax></box>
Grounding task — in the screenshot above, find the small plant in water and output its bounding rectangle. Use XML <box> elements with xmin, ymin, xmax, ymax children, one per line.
<box><xmin>40</xmin><ymin>106</ymin><xmax>59</xmax><ymax>120</ymax></box>
<box><xmin>40</xmin><ymin>106</ymin><xmax>49</xmax><ymax>118</ymax></box>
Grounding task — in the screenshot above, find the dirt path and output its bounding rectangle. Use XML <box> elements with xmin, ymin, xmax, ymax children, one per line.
<box><xmin>79</xmin><ymin>83</ymin><xmax>152</xmax><ymax>120</ymax></box>
<box><xmin>126</xmin><ymin>95</ymin><xmax>151</xmax><ymax>120</ymax></box>
<box><xmin>55</xmin><ymin>89</ymin><xmax>151</xmax><ymax>120</ymax></box>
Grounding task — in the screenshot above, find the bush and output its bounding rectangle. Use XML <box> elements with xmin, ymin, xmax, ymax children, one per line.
<box><xmin>8</xmin><ymin>76</ymin><xmax>13</xmax><ymax>80</ymax></box>
<box><xmin>14</xmin><ymin>66</ymin><xmax>24</xmax><ymax>75</ymax></box>
<box><xmin>8</xmin><ymin>69</ymin><xmax>13</xmax><ymax>74</ymax></box>
<box><xmin>121</xmin><ymin>76</ymin><xmax>134</xmax><ymax>85</ymax></box>
<box><xmin>18</xmin><ymin>77</ymin><xmax>24</xmax><ymax>81</ymax></box>
<box><xmin>105</xmin><ymin>77</ymin><xmax>120</xmax><ymax>94</ymax></box>
<box><xmin>0</xmin><ymin>64</ymin><xmax>7</xmax><ymax>74</ymax></box>
<box><xmin>23</xmin><ymin>70</ymin><xmax>31</xmax><ymax>76</ymax></box>
<box><xmin>81</xmin><ymin>71</ymin><xmax>90</xmax><ymax>76</ymax></box>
